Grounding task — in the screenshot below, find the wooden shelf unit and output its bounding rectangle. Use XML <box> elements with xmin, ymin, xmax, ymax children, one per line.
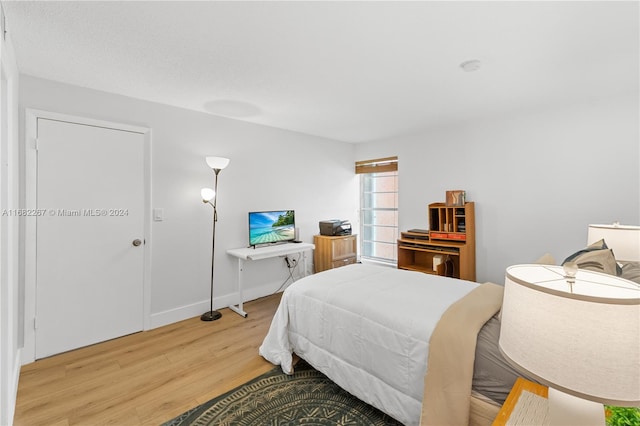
<box><xmin>313</xmin><ymin>234</ymin><xmax>357</xmax><ymax>273</ymax></box>
<box><xmin>397</xmin><ymin>202</ymin><xmax>476</xmax><ymax>281</ymax></box>
<box><xmin>429</xmin><ymin>203</ymin><xmax>469</xmax><ymax>241</ymax></box>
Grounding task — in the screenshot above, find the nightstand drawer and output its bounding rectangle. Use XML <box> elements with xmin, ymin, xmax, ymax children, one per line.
<box><xmin>330</xmin><ymin>236</ymin><xmax>356</xmax><ymax>259</ymax></box>
<box><xmin>331</xmin><ymin>256</ymin><xmax>356</xmax><ymax>269</ymax></box>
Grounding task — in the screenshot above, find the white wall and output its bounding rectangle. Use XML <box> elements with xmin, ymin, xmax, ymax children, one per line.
<box><xmin>0</xmin><ymin>25</ymin><xmax>21</xmax><ymax>426</ymax></box>
<box><xmin>16</xmin><ymin>76</ymin><xmax>639</xmax><ymax>357</ymax></box>
<box><xmin>355</xmin><ymin>94</ymin><xmax>640</xmax><ymax>284</ymax></box>
<box><xmin>19</xmin><ymin>75</ymin><xmax>358</xmax><ymax>336</ymax></box>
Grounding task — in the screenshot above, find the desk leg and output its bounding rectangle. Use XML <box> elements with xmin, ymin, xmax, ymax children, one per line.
<box><xmin>228</xmin><ymin>258</ymin><xmax>248</xmax><ymax>318</ymax></box>
<box><xmin>303</xmin><ymin>250</ymin><xmax>309</xmax><ymax>277</ymax></box>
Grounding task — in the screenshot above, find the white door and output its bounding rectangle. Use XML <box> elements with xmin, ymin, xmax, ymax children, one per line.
<box><xmin>35</xmin><ymin>118</ymin><xmax>145</xmax><ymax>359</ymax></box>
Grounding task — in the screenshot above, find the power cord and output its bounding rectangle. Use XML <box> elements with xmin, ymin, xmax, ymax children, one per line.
<box><xmin>273</xmin><ymin>254</ymin><xmax>301</xmax><ymax>294</ymax></box>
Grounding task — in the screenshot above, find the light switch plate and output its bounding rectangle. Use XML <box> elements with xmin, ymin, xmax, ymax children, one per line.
<box><xmin>153</xmin><ymin>208</ymin><xmax>164</xmax><ymax>221</ymax></box>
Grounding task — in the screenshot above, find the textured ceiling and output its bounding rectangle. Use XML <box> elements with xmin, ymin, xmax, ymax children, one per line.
<box><xmin>3</xmin><ymin>1</ymin><xmax>638</xmax><ymax>143</ymax></box>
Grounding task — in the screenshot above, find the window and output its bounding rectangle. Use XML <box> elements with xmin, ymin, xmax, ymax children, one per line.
<box><xmin>356</xmin><ymin>157</ymin><xmax>398</xmax><ymax>264</ymax></box>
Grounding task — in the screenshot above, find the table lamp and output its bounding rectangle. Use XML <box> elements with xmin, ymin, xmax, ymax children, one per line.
<box><xmin>587</xmin><ymin>223</ymin><xmax>640</xmax><ymax>262</ymax></box>
<box><xmin>499</xmin><ymin>264</ymin><xmax>640</xmax><ymax>426</ymax></box>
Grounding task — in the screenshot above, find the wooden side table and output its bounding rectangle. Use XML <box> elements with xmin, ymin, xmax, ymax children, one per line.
<box><xmin>313</xmin><ymin>234</ymin><xmax>357</xmax><ymax>273</ymax></box>
<box><xmin>492</xmin><ymin>377</ymin><xmax>549</xmax><ymax>426</ymax></box>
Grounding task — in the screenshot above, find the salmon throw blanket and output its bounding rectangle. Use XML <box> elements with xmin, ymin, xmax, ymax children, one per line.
<box><xmin>421</xmin><ymin>282</ymin><xmax>504</xmax><ymax>426</ymax></box>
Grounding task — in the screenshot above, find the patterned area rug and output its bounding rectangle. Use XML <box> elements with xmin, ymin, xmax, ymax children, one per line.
<box><xmin>162</xmin><ymin>360</ymin><xmax>403</xmax><ymax>426</ymax></box>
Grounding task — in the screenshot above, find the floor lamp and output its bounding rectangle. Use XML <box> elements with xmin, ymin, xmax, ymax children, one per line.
<box><xmin>200</xmin><ymin>156</ymin><xmax>230</xmax><ymax>322</ymax></box>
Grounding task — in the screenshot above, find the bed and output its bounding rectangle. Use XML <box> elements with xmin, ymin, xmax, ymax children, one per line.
<box><xmin>259</xmin><ymin>263</ymin><xmax>510</xmax><ymax>426</ymax></box>
<box><xmin>259</xmin><ymin>229</ymin><xmax>640</xmax><ymax>425</ymax></box>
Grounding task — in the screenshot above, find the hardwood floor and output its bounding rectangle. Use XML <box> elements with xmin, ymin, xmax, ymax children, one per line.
<box><xmin>14</xmin><ymin>294</ymin><xmax>282</xmax><ymax>426</ymax></box>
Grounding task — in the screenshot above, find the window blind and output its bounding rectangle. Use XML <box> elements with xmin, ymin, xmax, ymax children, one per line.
<box><xmin>355</xmin><ymin>156</ymin><xmax>398</xmax><ymax>174</ymax></box>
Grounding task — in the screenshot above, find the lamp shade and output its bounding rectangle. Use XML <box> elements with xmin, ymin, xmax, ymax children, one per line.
<box><xmin>205</xmin><ymin>156</ymin><xmax>230</xmax><ymax>170</ymax></box>
<box><xmin>499</xmin><ymin>264</ymin><xmax>640</xmax><ymax>406</ymax></box>
<box><xmin>201</xmin><ymin>187</ymin><xmax>215</xmax><ymax>202</ymax></box>
<box><xmin>587</xmin><ymin>223</ymin><xmax>640</xmax><ymax>262</ymax></box>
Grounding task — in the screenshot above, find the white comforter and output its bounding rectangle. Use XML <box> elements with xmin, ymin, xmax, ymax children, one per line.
<box><xmin>259</xmin><ymin>263</ymin><xmax>478</xmax><ymax>425</ymax></box>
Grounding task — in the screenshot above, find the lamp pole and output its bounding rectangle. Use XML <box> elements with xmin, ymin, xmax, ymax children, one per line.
<box><xmin>201</xmin><ymin>167</ymin><xmax>222</xmax><ymax>322</ymax></box>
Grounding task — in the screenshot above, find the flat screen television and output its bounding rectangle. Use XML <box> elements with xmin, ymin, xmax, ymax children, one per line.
<box><xmin>248</xmin><ymin>210</ymin><xmax>295</xmax><ymax>247</ymax></box>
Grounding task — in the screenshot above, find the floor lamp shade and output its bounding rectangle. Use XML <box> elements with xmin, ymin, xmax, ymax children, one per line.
<box><xmin>500</xmin><ymin>265</ymin><xmax>640</xmax><ymax>409</ymax></box>
<box><xmin>587</xmin><ymin>223</ymin><xmax>640</xmax><ymax>262</ymax></box>
<box><xmin>206</xmin><ymin>156</ymin><xmax>230</xmax><ymax>170</ymax></box>
<box><xmin>201</xmin><ymin>187</ymin><xmax>215</xmax><ymax>202</ymax></box>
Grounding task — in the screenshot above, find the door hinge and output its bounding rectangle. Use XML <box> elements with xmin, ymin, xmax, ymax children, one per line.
<box><xmin>34</xmin><ymin>138</ymin><xmax>39</xmax><ymax>151</ymax></box>
<box><xmin>34</xmin><ymin>317</ymin><xmax>37</xmax><ymax>330</ymax></box>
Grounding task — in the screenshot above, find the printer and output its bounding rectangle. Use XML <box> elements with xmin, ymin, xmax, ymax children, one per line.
<box><xmin>319</xmin><ymin>220</ymin><xmax>352</xmax><ymax>236</ymax></box>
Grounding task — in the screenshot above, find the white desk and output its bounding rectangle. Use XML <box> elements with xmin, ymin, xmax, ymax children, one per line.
<box><xmin>226</xmin><ymin>243</ymin><xmax>315</xmax><ymax>317</ymax></box>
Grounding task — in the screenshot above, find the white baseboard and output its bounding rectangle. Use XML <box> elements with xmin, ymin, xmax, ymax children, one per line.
<box><xmin>149</xmin><ymin>280</ymin><xmax>291</xmax><ymax>329</ymax></box>
<box><xmin>360</xmin><ymin>258</ymin><xmax>396</xmax><ymax>268</ymax></box>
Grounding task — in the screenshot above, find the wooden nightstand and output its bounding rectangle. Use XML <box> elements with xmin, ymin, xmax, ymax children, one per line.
<box><xmin>492</xmin><ymin>377</ymin><xmax>549</xmax><ymax>426</ymax></box>
<box><xmin>313</xmin><ymin>234</ymin><xmax>357</xmax><ymax>273</ymax></box>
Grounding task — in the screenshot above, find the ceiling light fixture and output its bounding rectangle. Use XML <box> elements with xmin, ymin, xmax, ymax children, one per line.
<box><xmin>460</xmin><ymin>59</ymin><xmax>482</xmax><ymax>72</ymax></box>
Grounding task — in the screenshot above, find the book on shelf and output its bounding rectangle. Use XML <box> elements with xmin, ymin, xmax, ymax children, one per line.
<box><xmin>407</xmin><ymin>228</ymin><xmax>430</xmax><ymax>234</ymax></box>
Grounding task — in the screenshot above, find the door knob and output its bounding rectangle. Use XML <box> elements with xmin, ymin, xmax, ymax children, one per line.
<box><xmin>132</xmin><ymin>239</ymin><xmax>142</xmax><ymax>247</ymax></box>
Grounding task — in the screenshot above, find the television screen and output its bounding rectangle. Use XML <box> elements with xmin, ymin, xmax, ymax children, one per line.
<box><xmin>248</xmin><ymin>210</ymin><xmax>295</xmax><ymax>247</ymax></box>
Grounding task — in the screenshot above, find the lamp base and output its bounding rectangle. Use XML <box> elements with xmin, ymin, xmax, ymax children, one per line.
<box><xmin>200</xmin><ymin>310</ymin><xmax>222</xmax><ymax>321</ymax></box>
<box><xmin>548</xmin><ymin>387</ymin><xmax>605</xmax><ymax>426</ymax></box>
